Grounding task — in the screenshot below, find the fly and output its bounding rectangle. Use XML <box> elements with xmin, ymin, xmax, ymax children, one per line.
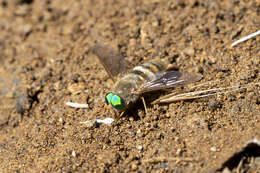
<box><xmin>93</xmin><ymin>43</ymin><xmax>203</xmax><ymax>118</ymax></box>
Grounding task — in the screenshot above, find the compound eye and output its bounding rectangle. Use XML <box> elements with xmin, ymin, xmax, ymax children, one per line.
<box><xmin>111</xmin><ymin>94</ymin><xmax>125</xmax><ymax>110</ymax></box>
<box><xmin>105</xmin><ymin>93</ymin><xmax>114</xmax><ymax>105</ymax></box>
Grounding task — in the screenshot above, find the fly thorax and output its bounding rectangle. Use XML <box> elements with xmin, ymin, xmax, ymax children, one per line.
<box><xmin>113</xmin><ymin>73</ymin><xmax>142</xmax><ymax>105</ymax></box>
<box><xmin>133</xmin><ymin>66</ymin><xmax>156</xmax><ymax>81</ymax></box>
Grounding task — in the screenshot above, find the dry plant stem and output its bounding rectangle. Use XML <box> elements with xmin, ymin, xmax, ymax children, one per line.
<box><xmin>231</xmin><ymin>30</ymin><xmax>260</xmax><ymax>47</ymax></box>
<box><xmin>143</xmin><ymin>157</ymin><xmax>195</xmax><ymax>164</ymax></box>
<box><xmin>153</xmin><ymin>82</ymin><xmax>260</xmax><ymax>104</ymax></box>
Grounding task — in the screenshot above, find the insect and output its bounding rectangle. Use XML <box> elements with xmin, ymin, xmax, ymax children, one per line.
<box><xmin>93</xmin><ymin>43</ymin><xmax>203</xmax><ymax>118</ymax></box>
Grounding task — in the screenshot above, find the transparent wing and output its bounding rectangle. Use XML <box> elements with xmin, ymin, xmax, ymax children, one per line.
<box><xmin>139</xmin><ymin>71</ymin><xmax>203</xmax><ymax>94</ymax></box>
<box><xmin>93</xmin><ymin>43</ymin><xmax>126</xmax><ymax>80</ymax></box>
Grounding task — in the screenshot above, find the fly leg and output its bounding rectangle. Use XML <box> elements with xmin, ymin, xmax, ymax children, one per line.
<box><xmin>114</xmin><ymin>110</ymin><xmax>125</xmax><ymax>122</ymax></box>
<box><xmin>141</xmin><ymin>96</ymin><xmax>148</xmax><ymax>114</ymax></box>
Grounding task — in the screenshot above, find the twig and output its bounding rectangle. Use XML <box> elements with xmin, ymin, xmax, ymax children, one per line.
<box><xmin>66</xmin><ymin>102</ymin><xmax>89</xmax><ymax>108</ymax></box>
<box><xmin>153</xmin><ymin>82</ymin><xmax>259</xmax><ymax>104</ymax></box>
<box><xmin>80</xmin><ymin>118</ymin><xmax>114</xmax><ymax>126</ymax></box>
<box><xmin>143</xmin><ymin>157</ymin><xmax>195</xmax><ymax>164</ymax></box>
<box><xmin>231</xmin><ymin>30</ymin><xmax>260</xmax><ymax>47</ymax></box>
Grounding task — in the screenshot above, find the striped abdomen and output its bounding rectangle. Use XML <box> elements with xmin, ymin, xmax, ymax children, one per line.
<box><xmin>113</xmin><ymin>59</ymin><xmax>168</xmax><ymax>105</ymax></box>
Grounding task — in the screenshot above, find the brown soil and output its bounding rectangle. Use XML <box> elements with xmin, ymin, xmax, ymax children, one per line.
<box><xmin>0</xmin><ymin>0</ymin><xmax>259</xmax><ymax>172</ymax></box>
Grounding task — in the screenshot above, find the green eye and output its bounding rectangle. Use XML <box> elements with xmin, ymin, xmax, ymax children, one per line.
<box><xmin>105</xmin><ymin>93</ymin><xmax>125</xmax><ymax>110</ymax></box>
<box><xmin>105</xmin><ymin>93</ymin><xmax>114</xmax><ymax>105</ymax></box>
<box><xmin>111</xmin><ymin>95</ymin><xmax>125</xmax><ymax>110</ymax></box>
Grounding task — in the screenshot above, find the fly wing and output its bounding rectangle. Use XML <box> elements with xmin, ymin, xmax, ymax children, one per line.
<box><xmin>93</xmin><ymin>43</ymin><xmax>126</xmax><ymax>80</ymax></box>
<box><xmin>139</xmin><ymin>71</ymin><xmax>203</xmax><ymax>93</ymax></box>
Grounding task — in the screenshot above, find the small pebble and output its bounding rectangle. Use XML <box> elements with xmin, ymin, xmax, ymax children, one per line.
<box><xmin>131</xmin><ymin>163</ymin><xmax>138</xmax><ymax>171</ymax></box>
<box><xmin>222</xmin><ymin>167</ymin><xmax>231</xmax><ymax>173</ymax></box>
<box><xmin>208</xmin><ymin>99</ymin><xmax>221</xmax><ymax>110</ymax></box>
<box><xmin>80</xmin><ymin>120</ymin><xmax>97</xmax><ymax>128</ymax></box>
<box><xmin>72</xmin><ymin>150</ymin><xmax>76</xmax><ymax>157</ymax></box>
<box><xmin>176</xmin><ymin>148</ymin><xmax>182</xmax><ymax>156</ymax></box>
<box><xmin>194</xmin><ymin>66</ymin><xmax>203</xmax><ymax>73</ymax></box>
<box><xmin>156</xmin><ymin>132</ymin><xmax>163</xmax><ymax>139</ymax></box>
<box><xmin>129</xmin><ymin>117</ymin><xmax>134</xmax><ymax>122</ymax></box>
<box><xmin>136</xmin><ymin>129</ymin><xmax>144</xmax><ymax>138</ymax></box>
<box><xmin>58</xmin><ymin>117</ymin><xmax>63</xmax><ymax>123</ymax></box>
<box><xmin>183</xmin><ymin>47</ymin><xmax>195</xmax><ymax>57</ymax></box>
<box><xmin>67</xmin><ymin>82</ymin><xmax>85</xmax><ymax>95</ymax></box>
<box><xmin>71</xmin><ymin>74</ymin><xmax>82</xmax><ymax>82</ymax></box>
<box><xmin>137</xmin><ymin>145</ymin><xmax>143</xmax><ymax>151</ymax></box>
<box><xmin>210</xmin><ymin>146</ymin><xmax>217</xmax><ymax>152</ymax></box>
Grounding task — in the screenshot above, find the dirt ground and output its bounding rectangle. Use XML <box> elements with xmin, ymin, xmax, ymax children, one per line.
<box><xmin>0</xmin><ymin>0</ymin><xmax>259</xmax><ymax>172</ymax></box>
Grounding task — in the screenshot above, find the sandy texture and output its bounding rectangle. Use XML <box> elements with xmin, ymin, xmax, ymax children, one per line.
<box><xmin>0</xmin><ymin>0</ymin><xmax>259</xmax><ymax>172</ymax></box>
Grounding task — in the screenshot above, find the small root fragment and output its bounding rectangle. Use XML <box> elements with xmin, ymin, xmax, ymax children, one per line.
<box><xmin>231</xmin><ymin>30</ymin><xmax>260</xmax><ymax>47</ymax></box>
<box><xmin>66</xmin><ymin>102</ymin><xmax>89</xmax><ymax>108</ymax></box>
<box><xmin>143</xmin><ymin>157</ymin><xmax>196</xmax><ymax>164</ymax></box>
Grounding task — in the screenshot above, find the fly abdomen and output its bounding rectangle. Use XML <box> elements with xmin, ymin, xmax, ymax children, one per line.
<box><xmin>132</xmin><ymin>59</ymin><xmax>167</xmax><ymax>81</ymax></box>
<box><xmin>132</xmin><ymin>66</ymin><xmax>156</xmax><ymax>81</ymax></box>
